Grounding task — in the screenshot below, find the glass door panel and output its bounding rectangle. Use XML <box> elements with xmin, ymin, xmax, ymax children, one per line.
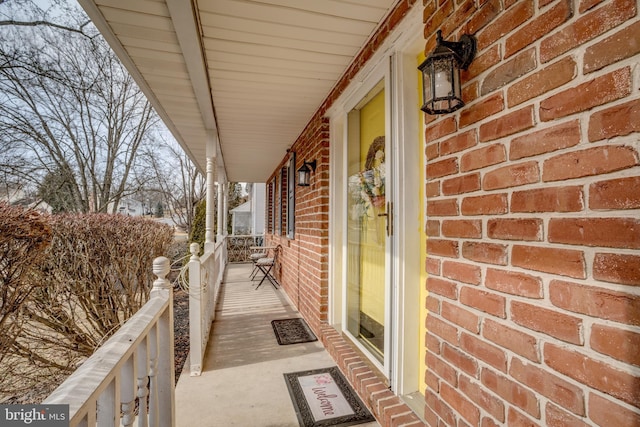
<box><xmin>346</xmin><ymin>80</ymin><xmax>387</xmax><ymax>363</ymax></box>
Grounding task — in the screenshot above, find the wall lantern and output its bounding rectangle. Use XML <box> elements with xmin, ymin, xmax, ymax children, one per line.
<box><xmin>297</xmin><ymin>160</ymin><xmax>316</xmax><ymax>186</ymax></box>
<box><xmin>418</xmin><ymin>30</ymin><xmax>476</xmax><ymax>115</ymax></box>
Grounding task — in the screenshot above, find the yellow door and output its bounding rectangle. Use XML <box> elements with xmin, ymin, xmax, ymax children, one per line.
<box><xmin>346</xmin><ymin>80</ymin><xmax>389</xmax><ymax>364</ymax></box>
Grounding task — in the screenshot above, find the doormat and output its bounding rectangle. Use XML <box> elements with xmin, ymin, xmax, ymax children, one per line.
<box><xmin>284</xmin><ymin>366</ymin><xmax>375</xmax><ymax>427</ymax></box>
<box><xmin>271</xmin><ymin>318</ymin><xmax>318</xmax><ymax>345</ymax></box>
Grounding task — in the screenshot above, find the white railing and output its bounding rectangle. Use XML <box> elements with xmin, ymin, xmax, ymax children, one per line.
<box><xmin>43</xmin><ymin>257</ymin><xmax>175</xmax><ymax>427</ymax></box>
<box><xmin>188</xmin><ymin>238</ymin><xmax>227</xmax><ymax>376</ymax></box>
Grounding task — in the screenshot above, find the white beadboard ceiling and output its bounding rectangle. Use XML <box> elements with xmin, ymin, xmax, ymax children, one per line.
<box><xmin>78</xmin><ymin>0</ymin><xmax>399</xmax><ymax>182</ymax></box>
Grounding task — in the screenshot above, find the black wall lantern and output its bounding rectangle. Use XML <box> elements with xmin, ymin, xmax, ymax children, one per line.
<box><xmin>418</xmin><ymin>30</ymin><xmax>476</xmax><ymax>115</ymax></box>
<box><xmin>297</xmin><ymin>160</ymin><xmax>316</xmax><ymax>186</ymax></box>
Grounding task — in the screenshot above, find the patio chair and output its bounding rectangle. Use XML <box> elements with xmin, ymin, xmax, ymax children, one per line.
<box><xmin>254</xmin><ymin>245</ymin><xmax>281</xmax><ymax>289</ymax></box>
<box><xmin>249</xmin><ymin>244</ymin><xmax>268</xmax><ymax>280</ymax></box>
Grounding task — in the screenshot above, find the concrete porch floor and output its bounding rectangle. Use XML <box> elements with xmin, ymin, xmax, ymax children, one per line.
<box><xmin>175</xmin><ymin>263</ymin><xmax>381</xmax><ymax>427</ymax></box>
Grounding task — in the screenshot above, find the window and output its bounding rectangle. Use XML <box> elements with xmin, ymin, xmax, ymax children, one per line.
<box><xmin>286</xmin><ymin>153</ymin><xmax>296</xmax><ymax>238</ymax></box>
<box><xmin>277</xmin><ymin>168</ymin><xmax>283</xmax><ymax>235</ymax></box>
<box><xmin>268</xmin><ymin>179</ymin><xmax>276</xmax><ymax>234</ymax></box>
<box><xmin>267</xmin><ymin>154</ymin><xmax>296</xmax><ymax>238</ymax></box>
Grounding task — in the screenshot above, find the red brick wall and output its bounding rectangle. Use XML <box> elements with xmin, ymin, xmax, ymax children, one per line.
<box><xmin>267</xmin><ymin>115</ymin><xmax>331</xmax><ymax>332</ymax></box>
<box><xmin>423</xmin><ymin>1</ymin><xmax>640</xmax><ymax>426</ymax></box>
<box><xmin>264</xmin><ymin>2</ymin><xmax>424</xmax><ymax>426</ymax></box>
<box><xmin>266</xmin><ymin>0</ymin><xmax>419</xmax><ymax>333</ymax></box>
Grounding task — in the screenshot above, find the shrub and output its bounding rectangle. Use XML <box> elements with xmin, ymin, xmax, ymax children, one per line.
<box><xmin>189</xmin><ymin>199</ymin><xmax>206</xmax><ymax>253</ymax></box>
<box><xmin>0</xmin><ymin>204</ymin><xmax>52</xmax><ymax>366</ymax></box>
<box><xmin>0</xmin><ymin>212</ymin><xmax>173</xmax><ymax>399</ymax></box>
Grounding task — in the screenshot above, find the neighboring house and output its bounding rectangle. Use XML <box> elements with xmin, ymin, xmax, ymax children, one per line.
<box><xmin>230</xmin><ymin>183</ymin><xmax>266</xmax><ymax>235</ymax></box>
<box><xmin>230</xmin><ymin>200</ymin><xmax>251</xmax><ymax>235</ymax></box>
<box><xmin>112</xmin><ymin>198</ymin><xmax>144</xmax><ymax>216</ymax></box>
<box><xmin>0</xmin><ymin>185</ymin><xmax>52</xmax><ymax>213</ymax></box>
<box><xmin>79</xmin><ymin>1</ymin><xmax>640</xmax><ymax>426</ymax></box>
<box><xmin>250</xmin><ymin>182</ymin><xmax>266</xmax><ymax>236</ymax></box>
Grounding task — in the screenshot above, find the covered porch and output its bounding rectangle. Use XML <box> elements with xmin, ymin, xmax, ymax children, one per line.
<box><xmin>57</xmin><ymin>0</ymin><xmax>424</xmax><ymax>424</ymax></box>
<box><xmin>41</xmin><ymin>0</ymin><xmax>640</xmax><ymax>426</ymax></box>
<box><xmin>175</xmin><ymin>262</ymin><xmax>380</xmax><ymax>427</ymax></box>
<box><xmin>44</xmin><ymin>247</ymin><xmax>403</xmax><ymax>426</ymax></box>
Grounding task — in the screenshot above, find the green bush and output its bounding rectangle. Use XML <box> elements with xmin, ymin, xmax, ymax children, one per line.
<box><xmin>189</xmin><ymin>199</ymin><xmax>206</xmax><ymax>254</ymax></box>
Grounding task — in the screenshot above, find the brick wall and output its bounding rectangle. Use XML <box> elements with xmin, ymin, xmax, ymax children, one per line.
<box><xmin>423</xmin><ymin>1</ymin><xmax>640</xmax><ymax>426</ymax></box>
<box><xmin>264</xmin><ymin>1</ymin><xmax>423</xmax><ymax>426</ymax></box>
<box><xmin>267</xmin><ymin>115</ymin><xmax>331</xmax><ymax>332</ymax></box>
<box><xmin>266</xmin><ymin>0</ymin><xmax>419</xmax><ymax>333</ymax></box>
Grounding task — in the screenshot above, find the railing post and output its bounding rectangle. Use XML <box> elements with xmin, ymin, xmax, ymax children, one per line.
<box><xmin>151</xmin><ymin>256</ymin><xmax>171</xmax><ymax>298</ymax></box>
<box><xmin>188</xmin><ymin>243</ymin><xmax>203</xmax><ymax>376</ymax></box>
<box><xmin>151</xmin><ymin>256</ymin><xmax>174</xmax><ymax>427</ymax></box>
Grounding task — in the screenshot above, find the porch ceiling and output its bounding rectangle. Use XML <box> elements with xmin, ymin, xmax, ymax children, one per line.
<box><xmin>79</xmin><ymin>0</ymin><xmax>399</xmax><ymax>182</ymax></box>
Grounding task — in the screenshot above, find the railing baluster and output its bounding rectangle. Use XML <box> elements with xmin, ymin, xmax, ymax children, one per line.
<box><xmin>148</xmin><ymin>323</ymin><xmax>159</xmax><ymax>427</ymax></box>
<box><xmin>136</xmin><ymin>336</ymin><xmax>149</xmax><ymax>427</ymax></box>
<box><xmin>121</xmin><ymin>355</ymin><xmax>136</xmax><ymax>427</ymax></box>
<box><xmin>96</xmin><ymin>378</ymin><xmax>117</xmax><ymax>426</ymax></box>
<box><xmin>43</xmin><ymin>257</ymin><xmax>174</xmax><ymax>427</ymax></box>
<box><xmin>201</xmin><ymin>259</ymin><xmax>209</xmax><ymax>352</ymax></box>
<box><xmin>84</xmin><ymin>401</ymin><xmax>96</xmax><ymax>427</ymax></box>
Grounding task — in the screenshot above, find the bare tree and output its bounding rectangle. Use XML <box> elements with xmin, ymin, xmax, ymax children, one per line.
<box><xmin>0</xmin><ymin>0</ymin><xmax>92</xmax><ymax>37</ymax></box>
<box><xmin>140</xmin><ymin>137</ymin><xmax>206</xmax><ymax>233</ymax></box>
<box><xmin>0</xmin><ymin>1</ymin><xmax>158</xmax><ymax>213</ymax></box>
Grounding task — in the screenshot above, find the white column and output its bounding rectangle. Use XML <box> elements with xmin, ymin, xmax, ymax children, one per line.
<box><xmin>217</xmin><ymin>182</ymin><xmax>225</xmax><ymax>239</ymax></box>
<box><xmin>222</xmin><ymin>184</ymin><xmax>229</xmax><ymax>239</ymax></box>
<box><xmin>205</xmin><ymin>157</ymin><xmax>216</xmax><ymax>252</ymax></box>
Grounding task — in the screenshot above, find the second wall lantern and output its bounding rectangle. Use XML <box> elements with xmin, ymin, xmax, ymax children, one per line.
<box><xmin>297</xmin><ymin>160</ymin><xmax>316</xmax><ymax>186</ymax></box>
<box><xmin>418</xmin><ymin>30</ymin><xmax>476</xmax><ymax>115</ymax></box>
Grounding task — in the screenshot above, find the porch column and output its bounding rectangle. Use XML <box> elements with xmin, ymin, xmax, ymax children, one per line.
<box><xmin>222</xmin><ymin>183</ymin><xmax>229</xmax><ymax>238</ymax></box>
<box><xmin>216</xmin><ymin>181</ymin><xmax>225</xmax><ymax>239</ymax></box>
<box><xmin>205</xmin><ymin>157</ymin><xmax>216</xmax><ymax>252</ymax></box>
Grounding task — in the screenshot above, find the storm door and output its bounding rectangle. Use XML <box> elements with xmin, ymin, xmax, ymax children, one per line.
<box><xmin>345</xmin><ymin>76</ymin><xmax>392</xmax><ymax>372</ymax></box>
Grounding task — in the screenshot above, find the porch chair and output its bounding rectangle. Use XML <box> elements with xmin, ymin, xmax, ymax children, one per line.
<box><xmin>249</xmin><ymin>242</ymin><xmax>268</xmax><ymax>280</ymax></box>
<box><xmin>254</xmin><ymin>245</ymin><xmax>281</xmax><ymax>289</ymax></box>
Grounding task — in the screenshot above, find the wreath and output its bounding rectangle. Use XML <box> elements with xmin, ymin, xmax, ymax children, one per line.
<box><xmin>348</xmin><ymin>136</ymin><xmax>385</xmax><ymax>219</ymax></box>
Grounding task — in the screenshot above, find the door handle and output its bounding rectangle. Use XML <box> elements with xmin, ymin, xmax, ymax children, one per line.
<box><xmin>377</xmin><ymin>202</ymin><xmax>393</xmax><ymax>236</ymax></box>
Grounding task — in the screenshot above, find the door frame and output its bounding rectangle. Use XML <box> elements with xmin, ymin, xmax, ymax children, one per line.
<box><xmin>328</xmin><ymin>2</ymin><xmax>423</xmax><ymax>394</ymax></box>
<box><xmin>342</xmin><ymin>61</ymin><xmax>392</xmax><ymax>376</ymax></box>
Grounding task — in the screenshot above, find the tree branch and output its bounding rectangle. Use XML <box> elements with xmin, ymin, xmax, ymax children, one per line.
<box><xmin>0</xmin><ymin>19</ymin><xmax>91</xmax><ymax>37</ymax></box>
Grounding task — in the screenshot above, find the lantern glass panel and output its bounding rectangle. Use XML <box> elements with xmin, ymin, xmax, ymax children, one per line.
<box><xmin>433</xmin><ymin>57</ymin><xmax>453</xmax><ymax>99</ymax></box>
<box><xmin>421</xmin><ymin>61</ymin><xmax>432</xmax><ymax>105</ymax></box>
<box><xmin>298</xmin><ymin>167</ymin><xmax>310</xmax><ymax>186</ymax></box>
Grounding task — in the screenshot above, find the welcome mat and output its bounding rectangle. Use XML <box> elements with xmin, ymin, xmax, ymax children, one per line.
<box><xmin>271</xmin><ymin>318</ymin><xmax>318</xmax><ymax>345</ymax></box>
<box><xmin>284</xmin><ymin>366</ymin><xmax>375</xmax><ymax>427</ymax></box>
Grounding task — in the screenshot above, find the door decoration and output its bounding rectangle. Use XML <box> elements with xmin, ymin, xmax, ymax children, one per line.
<box><xmin>348</xmin><ymin>136</ymin><xmax>385</xmax><ymax>220</ymax></box>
